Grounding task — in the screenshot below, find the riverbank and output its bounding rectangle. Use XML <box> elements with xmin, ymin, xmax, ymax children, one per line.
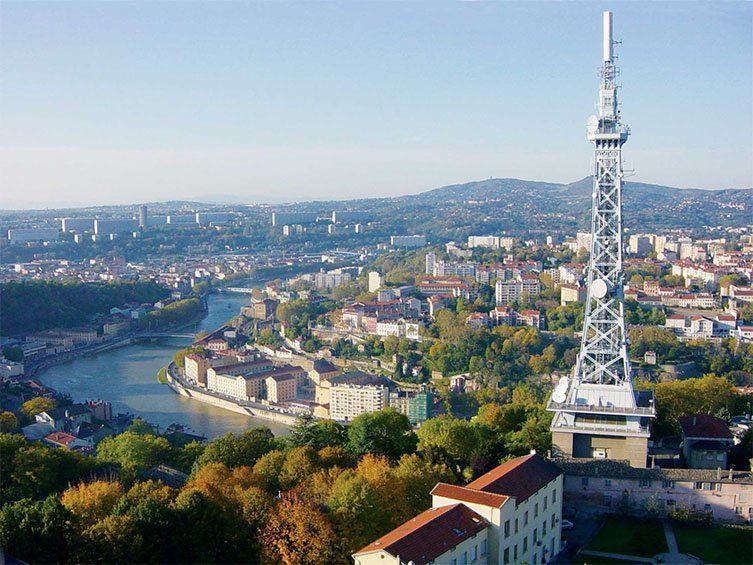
<box><xmin>164</xmin><ymin>368</ymin><xmax>299</xmax><ymax>426</ymax></box>
<box><xmin>35</xmin><ymin>292</ymin><xmax>291</xmax><ymax>438</ymax></box>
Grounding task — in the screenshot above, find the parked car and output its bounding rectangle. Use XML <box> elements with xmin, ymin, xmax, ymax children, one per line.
<box><xmin>561</xmin><ymin>519</ymin><xmax>574</xmax><ymax>531</ymax></box>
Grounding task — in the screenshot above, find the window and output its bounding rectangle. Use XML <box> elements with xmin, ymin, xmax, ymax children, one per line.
<box><xmin>450</xmin><ymin>559</ymin><xmax>456</xmax><ymax>565</ymax></box>
<box><xmin>514</xmin><ymin>545</ymin><xmax>518</xmax><ymax>561</ymax></box>
<box><xmin>693</xmin><ymin>482</ymin><xmax>703</xmax><ymax>490</ymax></box>
<box><xmin>666</xmin><ymin>499</ymin><xmax>675</xmax><ymax>507</ymax></box>
<box><xmin>461</xmin><ymin>552</ymin><xmax>467</xmax><ymax>565</ymax></box>
<box><xmin>535</xmin><ymin>503</ymin><xmax>539</xmax><ymax>518</ymax></box>
<box><xmin>716</xmin><ymin>483</ymin><xmax>722</xmax><ymax>492</ymax></box>
<box><xmin>639</xmin><ymin>478</ymin><xmax>652</xmax><ymax>488</ymax></box>
<box><xmin>544</xmin><ymin>495</ymin><xmax>548</xmax><ymax>510</ymax></box>
<box><xmin>533</xmin><ymin>528</ymin><xmax>538</xmax><ymax>543</ymax></box>
<box><xmin>581</xmin><ymin>477</ymin><xmax>589</xmax><ymax>487</ymax></box>
<box><xmin>702</xmin><ymin>482</ymin><xmax>714</xmax><ymax>491</ymax></box>
<box><xmin>543</xmin><ymin>520</ymin><xmax>547</xmax><ymax>536</ymax></box>
<box><xmin>471</xmin><ymin>545</ymin><xmax>477</xmax><ymax>562</ymax></box>
<box><xmin>504</xmin><ymin>520</ymin><xmax>510</xmax><ymax>538</ymax></box>
<box><xmin>480</xmin><ymin>540</ymin><xmax>487</xmax><ymax>556</ymax></box>
<box><xmin>515</xmin><ymin>518</ymin><xmax>519</xmax><ymax>534</ymax></box>
<box><xmin>524</xmin><ymin>511</ymin><xmax>529</xmax><ymax>526</ymax></box>
<box><xmin>734</xmin><ymin>507</ymin><xmax>742</xmax><ymax>515</ymax></box>
<box><xmin>551</xmin><ymin>514</ymin><xmax>556</xmax><ymax>528</ymax></box>
<box><xmin>748</xmin><ymin>507</ymin><xmax>753</xmax><ymax>516</ymax></box>
<box><xmin>523</xmin><ymin>537</ymin><xmax>528</xmax><ymax>553</ymax></box>
<box><xmin>552</xmin><ymin>488</ymin><xmax>556</xmax><ymax>503</ymax></box>
<box><xmin>662</xmin><ymin>480</ymin><xmax>674</xmax><ymax>489</ymax></box>
<box><xmin>503</xmin><ymin>548</ymin><xmax>510</xmax><ymax>564</ymax></box>
<box><xmin>604</xmin><ymin>479</ymin><xmax>612</xmax><ymax>487</ymax></box>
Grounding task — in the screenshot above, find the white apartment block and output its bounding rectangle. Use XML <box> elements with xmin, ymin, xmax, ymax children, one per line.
<box><xmin>468</xmin><ymin>235</ymin><xmax>501</xmax><ymax>249</ymax></box>
<box><xmin>330</xmin><ymin>383</ymin><xmax>390</xmax><ymax>422</ymax></box>
<box><xmin>496</xmin><ymin>276</ymin><xmax>541</xmax><ymax>305</ymax></box>
<box><xmin>425</xmin><ymin>252</ymin><xmax>436</xmax><ymax>275</ymax></box>
<box><xmin>671</xmin><ymin>263</ymin><xmax>722</xmax><ymax>291</ymax></box>
<box><xmin>354</xmin><ymin>454</ymin><xmax>563</xmax><ymax>565</ymax></box>
<box><xmin>314</xmin><ymin>271</ymin><xmax>352</xmax><ymax>289</ymax></box>
<box><xmin>434</xmin><ymin>260</ymin><xmax>477</xmax><ymax>278</ymax></box>
<box><xmin>628</xmin><ymin>234</ymin><xmax>653</xmax><ymax>257</ymax></box>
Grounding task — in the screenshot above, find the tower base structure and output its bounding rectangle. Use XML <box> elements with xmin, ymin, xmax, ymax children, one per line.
<box><xmin>548</xmin><ymin>381</ymin><xmax>655</xmax><ymax>468</ymax></box>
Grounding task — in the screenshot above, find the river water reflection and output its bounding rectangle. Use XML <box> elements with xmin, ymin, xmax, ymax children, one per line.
<box><xmin>37</xmin><ymin>290</ymin><xmax>290</xmax><ymax>438</ymax></box>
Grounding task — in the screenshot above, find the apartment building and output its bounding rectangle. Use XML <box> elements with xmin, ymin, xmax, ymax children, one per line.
<box><xmin>495</xmin><ymin>275</ymin><xmax>541</xmax><ymax>305</ymax></box>
<box><xmin>266</xmin><ymin>372</ymin><xmax>297</xmax><ymax>403</ymax></box>
<box><xmin>324</xmin><ymin>372</ymin><xmax>393</xmax><ymax>421</ymax></box>
<box><xmin>353</xmin><ymin>453</ymin><xmax>563</xmax><ymax>565</ymax></box>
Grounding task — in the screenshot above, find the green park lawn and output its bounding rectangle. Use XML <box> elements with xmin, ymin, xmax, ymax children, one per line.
<box><xmin>585</xmin><ymin>516</ymin><xmax>668</xmax><ymax>558</ymax></box>
<box><xmin>673</xmin><ymin>523</ymin><xmax>753</xmax><ymax>564</ymax></box>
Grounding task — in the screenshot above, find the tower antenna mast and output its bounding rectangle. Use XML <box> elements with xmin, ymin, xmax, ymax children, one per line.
<box><xmin>548</xmin><ymin>12</ymin><xmax>655</xmax><ymax>468</ymax></box>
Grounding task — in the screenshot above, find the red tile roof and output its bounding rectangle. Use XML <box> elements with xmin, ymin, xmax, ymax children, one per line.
<box><xmin>466</xmin><ymin>453</ymin><xmax>563</xmax><ymax>503</ymax></box>
<box><xmin>44</xmin><ymin>431</ymin><xmax>77</xmax><ymax>446</ymax></box>
<box><xmin>679</xmin><ymin>414</ymin><xmax>733</xmax><ymax>440</ymax></box>
<box><xmin>431</xmin><ymin>483</ymin><xmax>509</xmax><ymax>508</ymax></box>
<box><xmin>353</xmin><ymin>503</ymin><xmax>488</xmax><ymax>564</ymax></box>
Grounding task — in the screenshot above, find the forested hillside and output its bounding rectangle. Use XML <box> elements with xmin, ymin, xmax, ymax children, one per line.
<box><xmin>0</xmin><ymin>280</ymin><xmax>168</xmax><ymax>335</ymax></box>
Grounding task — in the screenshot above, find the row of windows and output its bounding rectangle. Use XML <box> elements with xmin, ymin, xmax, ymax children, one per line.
<box><xmin>581</xmin><ymin>477</ymin><xmax>722</xmax><ymax>491</ymax></box>
<box><xmin>445</xmin><ymin>539</ymin><xmax>487</xmax><ymax>565</ymax></box>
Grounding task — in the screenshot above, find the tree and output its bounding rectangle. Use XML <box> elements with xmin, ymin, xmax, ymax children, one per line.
<box><xmin>346</xmin><ymin>409</ymin><xmax>417</xmax><ymax>460</ymax></box>
<box><xmin>327</xmin><ymin>470</ymin><xmax>393</xmax><ymax>555</ymax></box>
<box><xmin>126</xmin><ymin>418</ymin><xmax>156</xmax><ymax>435</ymax></box>
<box><xmin>193</xmin><ymin>427</ymin><xmax>275</xmax><ymax>472</ymax></box>
<box><xmin>96</xmin><ymin>431</ymin><xmax>172</xmax><ymax>480</ymax></box>
<box><xmin>21</xmin><ymin>396</ymin><xmax>56</xmax><ymax>418</ymax></box>
<box><xmin>0</xmin><ymin>411</ymin><xmax>18</xmax><ymax>433</ymax></box>
<box><xmin>649</xmin><ymin>375</ymin><xmax>746</xmax><ymax>437</ymax></box>
<box><xmin>0</xmin><ymin>496</ymin><xmax>72</xmax><ymax>563</ymax></box>
<box><xmin>260</xmin><ymin>492</ymin><xmax>340</xmax><ymax>565</ymax></box>
<box><xmin>1</xmin><ymin>345</ymin><xmax>23</xmax><ymax>362</ymax></box>
<box><xmin>3</xmin><ymin>442</ymin><xmax>94</xmax><ymax>502</ymax></box>
<box><xmin>61</xmin><ymin>480</ymin><xmax>123</xmax><ymax>528</ymax></box>
<box><xmin>393</xmin><ymin>453</ymin><xmax>455</xmax><ymax>516</ymax></box>
<box><xmin>416</xmin><ymin>416</ymin><xmax>486</xmax><ymax>472</ymax></box>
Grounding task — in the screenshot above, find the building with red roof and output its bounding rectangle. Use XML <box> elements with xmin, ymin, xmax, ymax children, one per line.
<box><xmin>354</xmin><ymin>453</ymin><xmax>564</xmax><ymax>565</ymax></box>
<box><xmin>679</xmin><ymin>414</ymin><xmax>735</xmax><ymax>470</ymax></box>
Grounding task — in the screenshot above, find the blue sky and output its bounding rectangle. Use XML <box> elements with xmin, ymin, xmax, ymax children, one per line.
<box><xmin>1</xmin><ymin>1</ymin><xmax>751</xmax><ymax>207</ymax></box>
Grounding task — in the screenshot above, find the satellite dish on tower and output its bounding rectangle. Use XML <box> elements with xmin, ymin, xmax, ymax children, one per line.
<box><xmin>591</xmin><ymin>278</ymin><xmax>608</xmax><ymax>299</ymax></box>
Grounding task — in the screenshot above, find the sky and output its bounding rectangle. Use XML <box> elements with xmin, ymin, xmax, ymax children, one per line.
<box><xmin>1</xmin><ymin>1</ymin><xmax>751</xmax><ymax>208</ymax></box>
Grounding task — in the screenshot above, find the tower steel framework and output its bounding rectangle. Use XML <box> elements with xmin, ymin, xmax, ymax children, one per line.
<box><xmin>578</xmin><ymin>10</ymin><xmax>630</xmax><ymax>387</ymax></box>
<box><xmin>548</xmin><ymin>12</ymin><xmax>655</xmax><ymax>468</ymax></box>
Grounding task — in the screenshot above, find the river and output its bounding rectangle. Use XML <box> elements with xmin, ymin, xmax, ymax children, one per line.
<box><xmin>36</xmin><ymin>289</ymin><xmax>291</xmax><ymax>438</ymax></box>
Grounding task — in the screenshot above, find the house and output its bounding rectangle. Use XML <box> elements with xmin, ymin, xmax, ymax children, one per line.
<box><xmin>679</xmin><ymin>414</ymin><xmax>734</xmax><ymax>470</ymax></box>
<box><xmin>354</xmin><ymin>453</ymin><xmax>564</xmax><ymax>565</ymax></box>
<box><xmin>43</xmin><ymin>431</ymin><xmax>89</xmax><ymax>450</ymax></box>
<box><xmin>35</xmin><ymin>404</ymin><xmax>92</xmax><ymax>432</ymax></box>
<box><xmin>559</xmin><ymin>458</ymin><xmax>753</xmax><ymax>524</ymax></box>
<box><xmin>309</xmin><ymin>359</ymin><xmax>339</xmax><ymax>386</ymax></box>
<box><xmin>353</xmin><ymin>504</ymin><xmax>490</xmax><ymax>565</ymax></box>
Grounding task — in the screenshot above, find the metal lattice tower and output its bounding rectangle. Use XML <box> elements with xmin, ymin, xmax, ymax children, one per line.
<box><xmin>547</xmin><ymin>12</ymin><xmax>655</xmax><ymax>468</ymax></box>
<box><xmin>577</xmin><ymin>11</ymin><xmax>631</xmax><ymax>387</ymax></box>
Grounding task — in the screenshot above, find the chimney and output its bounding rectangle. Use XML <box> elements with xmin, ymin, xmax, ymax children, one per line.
<box><xmin>693</xmin><ymin>416</ymin><xmax>697</xmax><ymax>426</ymax></box>
<box><xmin>716</xmin><ymin>467</ymin><xmax>722</xmax><ymax>480</ymax></box>
<box><xmin>729</xmin><ymin>466</ymin><xmax>734</xmax><ymax>480</ymax></box>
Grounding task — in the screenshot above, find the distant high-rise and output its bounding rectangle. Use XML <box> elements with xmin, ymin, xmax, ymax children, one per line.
<box><xmin>139</xmin><ymin>205</ymin><xmax>148</xmax><ymax>230</ymax></box>
<box><xmin>547</xmin><ymin>12</ymin><xmax>655</xmax><ymax>468</ymax></box>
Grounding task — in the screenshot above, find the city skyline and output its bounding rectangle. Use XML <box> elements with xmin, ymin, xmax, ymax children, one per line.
<box><xmin>1</xmin><ymin>1</ymin><xmax>751</xmax><ymax>209</ymax></box>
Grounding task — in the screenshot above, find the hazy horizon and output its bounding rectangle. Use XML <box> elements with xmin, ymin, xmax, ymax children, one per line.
<box><xmin>2</xmin><ymin>1</ymin><xmax>751</xmax><ymax>209</ymax></box>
